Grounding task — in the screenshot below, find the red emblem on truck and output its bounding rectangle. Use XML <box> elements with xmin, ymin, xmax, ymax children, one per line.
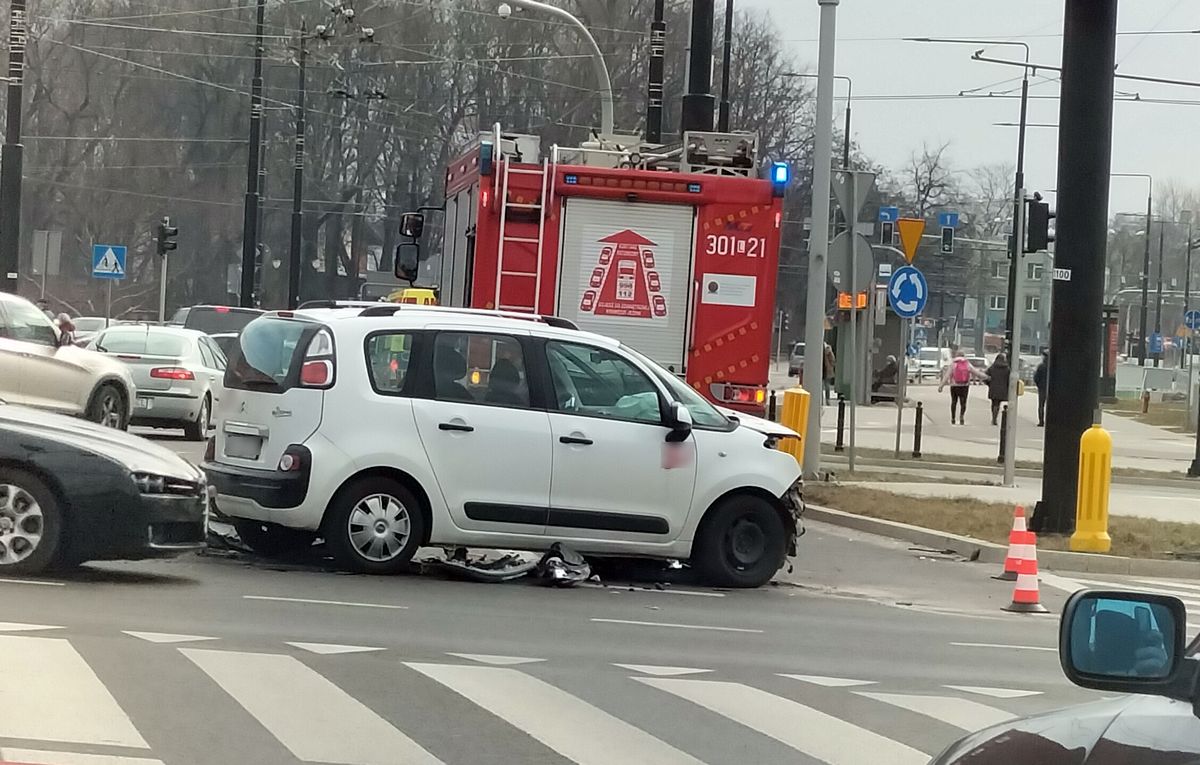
<box><xmin>580</xmin><ymin>230</ymin><xmax>665</xmax><ymax>320</ymax></box>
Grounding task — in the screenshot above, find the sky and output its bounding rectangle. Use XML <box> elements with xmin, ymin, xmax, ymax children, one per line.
<box><xmin>740</xmin><ymin>0</ymin><xmax>1200</xmax><ymax>217</ymax></box>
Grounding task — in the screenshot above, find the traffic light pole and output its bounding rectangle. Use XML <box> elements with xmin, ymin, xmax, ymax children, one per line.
<box><xmin>0</xmin><ymin>0</ymin><xmax>27</xmax><ymax>294</ymax></box>
<box><xmin>1154</xmin><ymin>220</ymin><xmax>1165</xmax><ymax>366</ymax></box>
<box><xmin>1140</xmin><ymin>189</ymin><xmax>1152</xmax><ymax>365</ymax></box>
<box><xmin>1003</xmin><ymin>192</ymin><xmax>1027</xmax><ymax>486</ymax></box>
<box><xmin>1003</xmin><ymin>50</ymin><xmax>1029</xmax><ymax>363</ymax></box>
<box><xmin>1033</xmin><ymin>0</ymin><xmax>1119</xmax><ymax>534</ymax></box>
<box><xmin>240</xmin><ymin>0</ymin><xmax>266</xmax><ymax>308</ymax></box>
<box><xmin>159</xmin><ymin>253</ymin><xmax>169</xmax><ymax>324</ymax></box>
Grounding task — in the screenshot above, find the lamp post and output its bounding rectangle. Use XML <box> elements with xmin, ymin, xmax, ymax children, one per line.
<box><xmin>498</xmin><ymin>0</ymin><xmax>613</xmax><ymax>137</ymax></box>
<box><xmin>0</xmin><ymin>0</ymin><xmax>27</xmax><ymax>294</ymax></box>
<box><xmin>1111</xmin><ymin>173</ymin><xmax>1153</xmax><ymax>366</ymax></box>
<box><xmin>239</xmin><ymin>0</ymin><xmax>266</xmax><ymax>308</ymax></box>
<box><xmin>784</xmin><ymin>73</ymin><xmax>852</xmax><ymax>167</ymax></box>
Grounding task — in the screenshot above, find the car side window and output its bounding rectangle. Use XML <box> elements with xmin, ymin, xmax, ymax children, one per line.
<box><xmin>5</xmin><ymin>300</ymin><xmax>58</xmax><ymax>346</ymax></box>
<box><xmin>546</xmin><ymin>341</ymin><xmax>660</xmax><ymax>424</ymax></box>
<box><xmin>365</xmin><ymin>332</ymin><xmax>417</xmax><ymax>395</ymax></box>
<box><xmin>433</xmin><ymin>332</ymin><xmax>529</xmax><ymax>408</ymax></box>
<box><xmin>205</xmin><ymin>338</ymin><xmax>228</xmax><ymax>371</ymax></box>
<box><xmin>197</xmin><ymin>341</ymin><xmax>218</xmax><ymax>370</ymax></box>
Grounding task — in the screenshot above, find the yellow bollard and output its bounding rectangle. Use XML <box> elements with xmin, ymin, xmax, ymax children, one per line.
<box><xmin>778</xmin><ymin>387</ymin><xmax>811</xmax><ymax>466</ymax></box>
<box><xmin>1071</xmin><ymin>424</ymin><xmax>1113</xmax><ymax>553</ymax></box>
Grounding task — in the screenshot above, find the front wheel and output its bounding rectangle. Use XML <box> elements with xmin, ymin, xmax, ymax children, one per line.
<box><xmin>692</xmin><ymin>494</ymin><xmax>786</xmax><ymax>588</ymax></box>
<box><xmin>324</xmin><ymin>477</ymin><xmax>425</xmax><ymax>575</ymax></box>
<box><xmin>86</xmin><ymin>383</ymin><xmax>127</xmax><ymax>430</ymax></box>
<box><xmin>0</xmin><ymin>469</ymin><xmax>63</xmax><ymax>575</ymax></box>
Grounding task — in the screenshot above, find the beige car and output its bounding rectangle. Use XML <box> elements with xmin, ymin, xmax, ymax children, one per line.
<box><xmin>0</xmin><ymin>292</ymin><xmax>135</xmax><ymax>428</ymax></box>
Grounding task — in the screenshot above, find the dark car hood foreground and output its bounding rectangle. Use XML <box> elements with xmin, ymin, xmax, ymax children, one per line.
<box><xmin>934</xmin><ymin>695</ymin><xmax>1200</xmax><ymax>764</ymax></box>
<box><xmin>0</xmin><ymin>405</ymin><xmax>202</xmax><ymax>482</ymax></box>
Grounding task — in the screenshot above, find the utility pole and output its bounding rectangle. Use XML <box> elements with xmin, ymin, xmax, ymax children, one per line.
<box><xmin>240</xmin><ymin>0</ymin><xmax>266</xmax><ymax>308</ymax></box>
<box><xmin>1033</xmin><ymin>0</ymin><xmax>1118</xmax><ymax>535</ymax></box>
<box><xmin>287</xmin><ymin>21</ymin><xmax>308</xmax><ymax>309</ymax></box>
<box><xmin>1140</xmin><ymin>188</ymin><xmax>1152</xmax><ymax>366</ymax></box>
<box><xmin>801</xmin><ymin>0</ymin><xmax>838</xmax><ymax>479</ymax></box>
<box><xmin>717</xmin><ymin>0</ymin><xmax>733</xmax><ymax>132</ymax></box>
<box><xmin>1154</xmin><ymin>219</ymin><xmax>1164</xmax><ymax>367</ymax></box>
<box><xmin>0</xmin><ymin>0</ymin><xmax>27</xmax><ymax>293</ymax></box>
<box><xmin>681</xmin><ymin>0</ymin><xmax>715</xmax><ymax>132</ymax></box>
<box><xmin>645</xmin><ymin>0</ymin><xmax>666</xmax><ymax>143</ymax></box>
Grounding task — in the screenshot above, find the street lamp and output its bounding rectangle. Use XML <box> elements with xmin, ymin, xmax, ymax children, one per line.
<box><xmin>784</xmin><ymin>72</ymin><xmax>852</xmax><ymax>167</ymax></box>
<box><xmin>497</xmin><ymin>0</ymin><xmax>614</xmax><ymax>137</ymax></box>
<box><xmin>1111</xmin><ymin>173</ymin><xmax>1153</xmax><ymax>366</ymax></box>
<box><xmin>907</xmin><ymin>37</ymin><xmax>1030</xmax><ymax>364</ymax></box>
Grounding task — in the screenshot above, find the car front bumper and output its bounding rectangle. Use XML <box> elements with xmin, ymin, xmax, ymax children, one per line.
<box><xmin>780</xmin><ymin>478</ymin><xmax>805</xmax><ymax>557</ymax></box>
<box><xmin>97</xmin><ymin>487</ymin><xmax>208</xmax><ymax>560</ymax></box>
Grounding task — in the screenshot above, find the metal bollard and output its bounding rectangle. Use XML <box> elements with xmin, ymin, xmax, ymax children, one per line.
<box><xmin>768</xmin><ymin>390</ymin><xmax>778</xmax><ymax>422</ymax></box>
<box><xmin>912</xmin><ymin>401</ymin><xmax>924</xmax><ymax>458</ymax></box>
<box><xmin>1141</xmin><ymin>390</ymin><xmax>1151</xmax><ymax>414</ymax></box>
<box><xmin>834</xmin><ymin>395</ymin><xmax>846</xmax><ymax>452</ymax></box>
<box><xmin>1070</xmin><ymin>424</ymin><xmax>1113</xmax><ymax>552</ymax></box>
<box><xmin>997</xmin><ymin>403</ymin><xmax>1008</xmax><ymax>464</ymax></box>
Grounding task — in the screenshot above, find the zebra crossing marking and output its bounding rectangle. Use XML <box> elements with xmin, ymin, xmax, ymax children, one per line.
<box><xmin>855</xmin><ymin>692</ymin><xmax>1016</xmax><ymax>730</ymax></box>
<box><xmin>446</xmin><ymin>653</ymin><xmax>545</xmax><ymax>666</ymax></box>
<box><xmin>122</xmin><ymin>631</ymin><xmax>217</xmax><ymax>644</ymax></box>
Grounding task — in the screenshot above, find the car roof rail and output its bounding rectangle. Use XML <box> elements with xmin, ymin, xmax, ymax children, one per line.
<box><xmin>356</xmin><ymin>303</ymin><xmax>578</xmax><ymax>330</ymax></box>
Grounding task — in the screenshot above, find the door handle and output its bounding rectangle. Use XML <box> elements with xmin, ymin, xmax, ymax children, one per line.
<box><xmin>559</xmin><ymin>435</ymin><xmax>593</xmax><ymax>445</ymax></box>
<box><xmin>439</xmin><ymin>422</ymin><xmax>474</xmax><ymax>432</ymax></box>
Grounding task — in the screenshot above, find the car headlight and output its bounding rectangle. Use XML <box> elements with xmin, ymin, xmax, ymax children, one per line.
<box><xmin>133</xmin><ymin>473</ymin><xmax>166</xmax><ymax>494</ymax></box>
<box><xmin>132</xmin><ymin>472</ymin><xmax>202</xmax><ymax>496</ymax></box>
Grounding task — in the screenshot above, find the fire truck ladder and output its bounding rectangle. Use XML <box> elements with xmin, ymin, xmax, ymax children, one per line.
<box><xmin>495</xmin><ymin>157</ymin><xmax>549</xmax><ymax>313</ymax></box>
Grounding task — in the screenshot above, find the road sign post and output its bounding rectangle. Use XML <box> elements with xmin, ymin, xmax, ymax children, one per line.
<box><xmin>92</xmin><ymin>244</ymin><xmax>126</xmax><ymax>323</ymax></box>
<box><xmin>888</xmin><ymin>264</ymin><xmax>929</xmax><ymax>460</ymax></box>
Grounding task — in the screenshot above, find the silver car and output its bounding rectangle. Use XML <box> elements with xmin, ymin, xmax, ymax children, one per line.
<box><xmin>0</xmin><ymin>293</ymin><xmax>135</xmax><ymax>428</ymax></box>
<box><xmin>89</xmin><ymin>325</ymin><xmax>227</xmax><ymax>440</ymax></box>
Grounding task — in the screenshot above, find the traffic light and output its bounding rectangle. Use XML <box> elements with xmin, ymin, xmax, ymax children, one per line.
<box><xmin>778</xmin><ymin>310</ymin><xmax>790</xmax><ymax>331</ymax></box>
<box><xmin>940</xmin><ymin>226</ymin><xmax>954</xmax><ymax>254</ymax></box>
<box><xmin>156</xmin><ymin>217</ymin><xmax>178</xmax><ymax>257</ymax></box>
<box><xmin>880</xmin><ymin>220</ymin><xmax>894</xmax><ymax>246</ymax></box>
<box><xmin>1025</xmin><ymin>194</ymin><xmax>1055</xmax><ymax>253</ymax></box>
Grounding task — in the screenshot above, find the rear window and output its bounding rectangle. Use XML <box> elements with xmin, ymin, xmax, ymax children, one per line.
<box><xmin>182</xmin><ymin>307</ymin><xmax>263</xmax><ymax>335</ymax></box>
<box><xmin>225</xmin><ymin>318</ymin><xmax>309</xmax><ymax>393</ymax></box>
<box><xmin>96</xmin><ymin>329</ymin><xmax>187</xmax><ymax>357</ymax></box>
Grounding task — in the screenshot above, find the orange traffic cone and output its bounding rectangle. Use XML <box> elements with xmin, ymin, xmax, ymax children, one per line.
<box><xmin>1003</xmin><ymin>534</ymin><xmax>1049</xmax><ymax>613</ymax></box>
<box><xmin>994</xmin><ymin>506</ymin><xmax>1030</xmax><ymax>581</ymax></box>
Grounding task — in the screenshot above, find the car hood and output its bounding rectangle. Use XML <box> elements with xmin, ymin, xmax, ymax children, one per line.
<box><xmin>933</xmin><ymin>695</ymin><xmax>1200</xmax><ymax>764</ymax></box>
<box><xmin>55</xmin><ymin>344</ymin><xmax>136</xmax><ymax>385</ymax></box>
<box><xmin>716</xmin><ymin>406</ymin><xmax>799</xmax><ymax>439</ymax></box>
<box><xmin>0</xmin><ymin>405</ymin><xmax>201</xmax><ymax>481</ymax></box>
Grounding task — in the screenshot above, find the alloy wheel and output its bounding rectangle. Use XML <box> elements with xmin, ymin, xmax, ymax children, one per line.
<box><xmin>0</xmin><ymin>483</ymin><xmax>43</xmax><ymax>566</ymax></box>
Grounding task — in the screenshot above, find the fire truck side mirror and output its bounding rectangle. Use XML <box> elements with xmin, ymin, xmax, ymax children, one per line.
<box><xmin>394</xmin><ymin>242</ymin><xmax>420</xmax><ymax>283</ymax></box>
<box><xmin>399</xmin><ymin>212</ymin><xmax>425</xmax><ymax>240</ymax></box>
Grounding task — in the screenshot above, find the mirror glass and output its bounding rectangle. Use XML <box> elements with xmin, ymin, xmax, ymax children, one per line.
<box><xmin>394</xmin><ymin>243</ymin><xmax>420</xmax><ymax>282</ymax></box>
<box><xmin>1069</xmin><ymin>596</ymin><xmax>1178</xmax><ymax>680</ymax></box>
<box><xmin>399</xmin><ymin>212</ymin><xmax>425</xmax><ymax>239</ymax></box>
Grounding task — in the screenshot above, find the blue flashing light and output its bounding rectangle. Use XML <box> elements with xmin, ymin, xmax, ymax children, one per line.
<box><xmin>687</xmin><ymin>182</ymin><xmax>702</xmax><ymax>193</ymax></box>
<box><xmin>771</xmin><ymin>162</ymin><xmax>790</xmax><ymax>186</ymax></box>
<box><xmin>564</xmin><ymin>174</ymin><xmax>579</xmax><ymax>185</ymax></box>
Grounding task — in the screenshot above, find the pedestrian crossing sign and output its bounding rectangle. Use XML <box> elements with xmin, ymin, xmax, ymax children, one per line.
<box><xmin>92</xmin><ymin>244</ymin><xmax>127</xmax><ymax>280</ymax></box>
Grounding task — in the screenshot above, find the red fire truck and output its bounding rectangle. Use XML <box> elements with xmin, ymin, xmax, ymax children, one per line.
<box><xmin>414</xmin><ymin>125</ymin><xmax>786</xmax><ymax>416</ymax></box>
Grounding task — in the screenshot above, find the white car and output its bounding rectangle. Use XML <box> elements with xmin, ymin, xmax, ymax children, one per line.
<box><xmin>204</xmin><ymin>305</ymin><xmax>804</xmax><ymax>587</ymax></box>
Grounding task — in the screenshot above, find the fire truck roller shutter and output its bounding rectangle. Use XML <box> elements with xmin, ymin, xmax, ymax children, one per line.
<box><xmin>557</xmin><ymin>198</ymin><xmax>696</xmax><ymax>372</ymax></box>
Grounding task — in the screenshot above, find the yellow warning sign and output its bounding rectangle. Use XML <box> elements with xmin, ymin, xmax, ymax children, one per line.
<box><xmin>897</xmin><ymin>218</ymin><xmax>926</xmax><ymax>263</ymax></box>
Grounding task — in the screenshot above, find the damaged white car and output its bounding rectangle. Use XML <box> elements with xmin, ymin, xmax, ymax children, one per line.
<box><xmin>204</xmin><ymin>305</ymin><xmax>803</xmax><ymax>588</ymax></box>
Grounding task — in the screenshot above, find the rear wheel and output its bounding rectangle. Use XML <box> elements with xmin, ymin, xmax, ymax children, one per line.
<box><xmin>0</xmin><ymin>469</ymin><xmax>63</xmax><ymax>575</ymax></box>
<box><xmin>184</xmin><ymin>395</ymin><xmax>210</xmax><ymax>441</ymax></box>
<box><xmin>324</xmin><ymin>477</ymin><xmax>424</xmax><ymax>575</ymax></box>
<box><xmin>233</xmin><ymin>520</ymin><xmax>315</xmax><ymax>558</ymax></box>
<box><xmin>693</xmin><ymin>494</ymin><xmax>786</xmax><ymax>588</ymax></box>
<box><xmin>86</xmin><ymin>383</ymin><xmax>127</xmax><ymax>430</ymax></box>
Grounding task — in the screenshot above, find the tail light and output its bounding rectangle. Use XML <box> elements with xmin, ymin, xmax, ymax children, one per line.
<box><xmin>709</xmin><ymin>383</ymin><xmax>767</xmax><ymax>407</ymax></box>
<box><xmin>278</xmin><ymin>444</ymin><xmax>310</xmax><ymax>472</ymax></box>
<box><xmin>299</xmin><ymin>328</ymin><xmax>335</xmax><ymax>388</ymax></box>
<box><xmin>151</xmin><ymin>367</ymin><xmax>195</xmax><ymax>380</ymax></box>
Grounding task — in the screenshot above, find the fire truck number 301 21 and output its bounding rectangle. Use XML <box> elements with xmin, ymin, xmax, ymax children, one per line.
<box><xmin>705</xmin><ymin>233</ymin><xmax>768</xmax><ymax>258</ymax></box>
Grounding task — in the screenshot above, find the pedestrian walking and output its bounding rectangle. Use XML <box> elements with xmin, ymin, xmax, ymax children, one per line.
<box><xmin>822</xmin><ymin>342</ymin><xmax>836</xmax><ymax>404</ymax></box>
<box><xmin>1034</xmin><ymin>350</ymin><xmax>1049</xmax><ymax>426</ymax></box>
<box><xmin>938</xmin><ymin>350</ymin><xmax>988</xmax><ymax>425</ymax></box>
<box><xmin>986</xmin><ymin>353</ymin><xmax>1011</xmax><ymax>425</ymax></box>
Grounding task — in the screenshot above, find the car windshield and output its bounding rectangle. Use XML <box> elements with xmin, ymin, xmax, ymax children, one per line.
<box><xmin>182</xmin><ymin>306</ymin><xmax>263</xmax><ymax>335</ymax></box>
<box><xmin>95</xmin><ymin>329</ymin><xmax>187</xmax><ymax>356</ymax></box>
<box><xmin>918</xmin><ymin>349</ymin><xmax>942</xmax><ymax>362</ymax></box>
<box><xmin>225</xmin><ymin>317</ymin><xmax>308</xmax><ymax>392</ymax></box>
<box><xmin>73</xmin><ymin>317</ymin><xmax>109</xmax><ymax>333</ymax></box>
<box><xmin>623</xmin><ymin>345</ymin><xmax>730</xmax><ymax>428</ymax></box>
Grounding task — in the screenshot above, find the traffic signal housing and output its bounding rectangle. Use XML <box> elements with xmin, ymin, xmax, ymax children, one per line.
<box><xmin>156</xmin><ymin>217</ymin><xmax>179</xmax><ymax>257</ymax></box>
<box><xmin>1025</xmin><ymin>195</ymin><xmax>1055</xmax><ymax>253</ymax></box>
<box><xmin>940</xmin><ymin>226</ymin><xmax>954</xmax><ymax>254</ymax></box>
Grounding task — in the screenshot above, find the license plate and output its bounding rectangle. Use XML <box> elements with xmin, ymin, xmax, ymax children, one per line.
<box><xmin>224</xmin><ymin>433</ymin><xmax>262</xmax><ymax>460</ymax></box>
<box><xmin>136</xmin><ymin>397</ymin><xmax>153</xmax><ymax>410</ymax></box>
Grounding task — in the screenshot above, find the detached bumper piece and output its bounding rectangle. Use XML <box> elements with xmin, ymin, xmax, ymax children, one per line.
<box><xmin>780</xmin><ymin>479</ymin><xmax>805</xmax><ymax>557</ymax></box>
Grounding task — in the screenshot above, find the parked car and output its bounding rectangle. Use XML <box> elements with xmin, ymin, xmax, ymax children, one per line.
<box><xmin>788</xmin><ymin>341</ymin><xmax>805</xmax><ymax>376</ymax></box>
<box><xmin>933</xmin><ymin>588</ymin><xmax>1199</xmax><ymax>763</ymax></box>
<box><xmin>0</xmin><ymin>403</ymin><xmax>208</xmax><ymax>574</ymax></box>
<box><xmin>916</xmin><ymin>347</ymin><xmax>951</xmax><ymax>380</ymax></box>
<box><xmin>169</xmin><ymin>305</ymin><xmax>263</xmax><ymax>336</ymax></box>
<box><xmin>70</xmin><ymin>316</ymin><xmax>112</xmax><ymax>347</ymax></box>
<box><xmin>205</xmin><ymin>305</ymin><xmax>804</xmax><ymax>586</ymax></box>
<box><xmin>88</xmin><ymin>325</ymin><xmax>227</xmax><ymax>440</ymax></box>
<box><xmin>209</xmin><ymin>332</ymin><xmax>239</xmax><ymax>359</ymax></box>
<box><xmin>0</xmin><ymin>292</ymin><xmax>135</xmax><ymax>429</ymax></box>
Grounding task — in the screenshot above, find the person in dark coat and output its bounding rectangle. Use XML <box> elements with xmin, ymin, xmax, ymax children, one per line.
<box><xmin>1034</xmin><ymin>350</ymin><xmax>1049</xmax><ymax>426</ymax></box>
<box><xmin>986</xmin><ymin>353</ymin><xmax>1011</xmax><ymax>426</ymax></box>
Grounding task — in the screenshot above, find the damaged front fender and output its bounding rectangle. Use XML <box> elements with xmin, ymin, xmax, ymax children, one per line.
<box><xmin>780</xmin><ymin>478</ymin><xmax>805</xmax><ymax>558</ymax></box>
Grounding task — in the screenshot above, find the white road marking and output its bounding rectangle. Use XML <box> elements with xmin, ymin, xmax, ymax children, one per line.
<box><xmin>949</xmin><ymin>642</ymin><xmax>1057</xmax><ymax>652</ymax></box>
<box><xmin>0</xmin><ymin>636</ymin><xmax>148</xmax><ymax>749</ymax></box>
<box><xmin>446</xmin><ymin>653</ymin><xmax>545</xmax><ymax>666</ymax></box>
<box><xmin>285</xmin><ymin>642</ymin><xmax>385</xmax><ymax>655</ymax></box>
<box><xmin>122</xmin><ymin>631</ymin><xmax>217</xmax><ymax>644</ymax></box>
<box><xmin>0</xmin><ymin>622</ymin><xmax>63</xmax><ymax>632</ymax></box>
<box><xmin>856</xmin><ymin>692</ymin><xmax>1016</xmax><ymax>731</ymax></box>
<box><xmin>780</xmin><ymin>673</ymin><xmax>876</xmax><ymax>687</ymax></box>
<box><xmin>0</xmin><ymin>577</ymin><xmax>64</xmax><ymax>586</ymax></box>
<box><xmin>408</xmin><ymin>663</ymin><xmax>704</xmax><ymax>765</ymax></box>
<box><xmin>944</xmin><ymin>685</ymin><xmax>1042</xmax><ymax>699</ymax></box>
<box><xmin>590</xmin><ymin>618</ymin><xmax>762</xmax><ymax>634</ymax></box>
<box><xmin>614</xmin><ymin>664</ymin><xmax>712</xmax><ymax>676</ymax></box>
<box><xmin>580</xmin><ymin>582</ymin><xmax>725</xmax><ymax>597</ymax></box>
<box><xmin>0</xmin><ymin>749</ymin><xmax>163</xmax><ymax>765</ymax></box>
<box><xmin>638</xmin><ymin>677</ymin><xmax>927</xmax><ymax>765</ymax></box>
<box><xmin>243</xmin><ymin>595</ymin><xmax>408</xmax><ymax>610</ymax></box>
<box><xmin>182</xmin><ymin>649</ymin><xmax>441</xmax><ymax>765</ymax></box>
<box><xmin>1136</xmin><ymin>578</ymin><xmax>1200</xmax><ymax>593</ymax></box>
<box><xmin>1060</xmin><ymin>579</ymin><xmax>1200</xmax><ymax>609</ymax></box>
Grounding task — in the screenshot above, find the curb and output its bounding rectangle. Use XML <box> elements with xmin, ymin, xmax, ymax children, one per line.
<box><xmin>805</xmin><ymin>504</ymin><xmax>1200</xmax><ymax>578</ymax></box>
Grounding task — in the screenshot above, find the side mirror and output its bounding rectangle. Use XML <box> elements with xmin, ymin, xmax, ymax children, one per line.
<box><xmin>1060</xmin><ymin>590</ymin><xmax>1195</xmax><ymax>703</ymax></box>
<box><xmin>394</xmin><ymin>242</ymin><xmax>420</xmax><ymax>283</ymax></box>
<box><xmin>399</xmin><ymin>212</ymin><xmax>425</xmax><ymax>240</ymax></box>
<box><xmin>666</xmin><ymin>401</ymin><xmax>693</xmax><ymax>441</ymax></box>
